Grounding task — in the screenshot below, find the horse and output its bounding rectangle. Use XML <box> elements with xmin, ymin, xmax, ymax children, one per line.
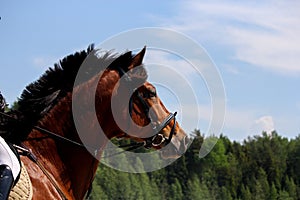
<box><xmin>1</xmin><ymin>45</ymin><xmax>189</xmax><ymax>199</ymax></box>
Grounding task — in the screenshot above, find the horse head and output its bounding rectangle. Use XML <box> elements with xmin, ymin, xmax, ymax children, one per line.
<box><xmin>106</xmin><ymin>47</ymin><xmax>190</xmax><ymax>159</ymax></box>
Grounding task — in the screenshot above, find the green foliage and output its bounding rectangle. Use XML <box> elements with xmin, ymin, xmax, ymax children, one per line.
<box><xmin>91</xmin><ymin>130</ymin><xmax>300</xmax><ymax>200</ymax></box>
<box><xmin>269</xmin><ymin>182</ymin><xmax>278</xmax><ymax>200</ymax></box>
<box><xmin>240</xmin><ymin>184</ymin><xmax>251</xmax><ymax>200</ymax></box>
<box><xmin>186</xmin><ymin>175</ymin><xmax>202</xmax><ymax>200</ymax></box>
<box><xmin>285</xmin><ymin>177</ymin><xmax>297</xmax><ymax>199</ymax></box>
<box><xmin>169</xmin><ymin>178</ymin><xmax>183</xmax><ymax>200</ymax></box>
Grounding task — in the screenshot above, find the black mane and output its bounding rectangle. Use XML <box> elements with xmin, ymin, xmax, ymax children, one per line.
<box><xmin>1</xmin><ymin>45</ymin><xmax>136</xmax><ymax>142</ymax></box>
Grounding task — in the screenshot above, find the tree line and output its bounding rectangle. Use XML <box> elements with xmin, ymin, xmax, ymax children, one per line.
<box><xmin>91</xmin><ymin>130</ymin><xmax>300</xmax><ymax>200</ymax></box>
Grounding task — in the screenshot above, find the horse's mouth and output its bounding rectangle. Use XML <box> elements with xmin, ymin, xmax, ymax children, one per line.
<box><xmin>160</xmin><ymin>135</ymin><xmax>190</xmax><ymax>159</ymax></box>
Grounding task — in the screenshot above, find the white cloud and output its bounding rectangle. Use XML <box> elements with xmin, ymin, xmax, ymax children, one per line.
<box><xmin>221</xmin><ymin>106</ymin><xmax>274</xmax><ymax>141</ymax></box>
<box><xmin>157</xmin><ymin>0</ymin><xmax>300</xmax><ymax>75</ymax></box>
<box><xmin>251</xmin><ymin>116</ymin><xmax>275</xmax><ymax>135</ymax></box>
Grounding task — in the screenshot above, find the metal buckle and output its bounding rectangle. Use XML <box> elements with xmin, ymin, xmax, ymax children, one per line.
<box><xmin>152</xmin><ymin>134</ymin><xmax>166</xmax><ymax>147</ymax></box>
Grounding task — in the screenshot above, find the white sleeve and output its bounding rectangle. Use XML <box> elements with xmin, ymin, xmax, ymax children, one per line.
<box><xmin>0</xmin><ymin>136</ymin><xmax>20</xmax><ymax>180</ymax></box>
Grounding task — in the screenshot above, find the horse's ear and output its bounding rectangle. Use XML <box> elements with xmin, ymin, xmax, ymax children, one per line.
<box><xmin>126</xmin><ymin>46</ymin><xmax>148</xmax><ymax>83</ymax></box>
<box><xmin>129</xmin><ymin>46</ymin><xmax>146</xmax><ymax>69</ymax></box>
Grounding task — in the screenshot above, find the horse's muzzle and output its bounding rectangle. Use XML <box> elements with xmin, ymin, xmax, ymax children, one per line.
<box><xmin>161</xmin><ymin>134</ymin><xmax>190</xmax><ymax>159</ymax></box>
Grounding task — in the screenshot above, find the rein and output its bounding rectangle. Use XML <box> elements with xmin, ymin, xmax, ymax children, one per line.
<box><xmin>0</xmin><ymin>111</ymin><xmax>144</xmax><ymax>156</ymax></box>
<box><xmin>0</xmin><ymin>111</ymin><xmax>98</xmax><ymax>153</ymax></box>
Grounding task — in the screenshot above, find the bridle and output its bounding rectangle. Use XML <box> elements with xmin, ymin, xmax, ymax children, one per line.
<box><xmin>117</xmin><ymin>66</ymin><xmax>178</xmax><ymax>149</ymax></box>
<box><xmin>128</xmin><ymin>89</ymin><xmax>177</xmax><ymax>148</ymax></box>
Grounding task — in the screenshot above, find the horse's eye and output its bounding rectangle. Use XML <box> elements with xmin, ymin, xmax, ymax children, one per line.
<box><xmin>142</xmin><ymin>89</ymin><xmax>156</xmax><ymax>98</ymax></box>
<box><xmin>148</xmin><ymin>89</ymin><xmax>156</xmax><ymax>98</ymax></box>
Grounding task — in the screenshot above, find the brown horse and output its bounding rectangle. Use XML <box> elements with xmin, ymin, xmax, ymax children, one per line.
<box><xmin>2</xmin><ymin>46</ymin><xmax>189</xmax><ymax>199</ymax></box>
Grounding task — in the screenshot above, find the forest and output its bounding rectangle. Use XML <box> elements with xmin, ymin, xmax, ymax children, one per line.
<box><xmin>91</xmin><ymin>130</ymin><xmax>300</xmax><ymax>200</ymax></box>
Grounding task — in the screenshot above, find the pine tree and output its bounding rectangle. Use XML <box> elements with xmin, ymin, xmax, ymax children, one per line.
<box><xmin>240</xmin><ymin>184</ymin><xmax>251</xmax><ymax>200</ymax></box>
<box><xmin>186</xmin><ymin>175</ymin><xmax>213</xmax><ymax>200</ymax></box>
<box><xmin>198</xmin><ymin>182</ymin><xmax>213</xmax><ymax>200</ymax></box>
<box><xmin>285</xmin><ymin>176</ymin><xmax>297</xmax><ymax>199</ymax></box>
<box><xmin>169</xmin><ymin>178</ymin><xmax>183</xmax><ymax>200</ymax></box>
<box><xmin>254</xmin><ymin>178</ymin><xmax>266</xmax><ymax>200</ymax></box>
<box><xmin>91</xmin><ymin>184</ymin><xmax>109</xmax><ymax>200</ymax></box>
<box><xmin>257</xmin><ymin>167</ymin><xmax>270</xmax><ymax>196</ymax></box>
<box><xmin>278</xmin><ymin>190</ymin><xmax>293</xmax><ymax>200</ymax></box>
<box><xmin>218</xmin><ymin>186</ymin><xmax>232</xmax><ymax>200</ymax></box>
<box><xmin>269</xmin><ymin>182</ymin><xmax>278</xmax><ymax>200</ymax></box>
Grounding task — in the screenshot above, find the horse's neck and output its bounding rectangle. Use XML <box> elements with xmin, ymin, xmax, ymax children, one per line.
<box><xmin>24</xmin><ymin>70</ymin><xmax>120</xmax><ymax>199</ymax></box>
<box><xmin>23</xmin><ymin>94</ymin><xmax>98</xmax><ymax>199</ymax></box>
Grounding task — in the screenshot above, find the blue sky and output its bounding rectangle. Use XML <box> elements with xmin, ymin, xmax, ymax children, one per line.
<box><xmin>1</xmin><ymin>1</ymin><xmax>299</xmax><ymax>141</ymax></box>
